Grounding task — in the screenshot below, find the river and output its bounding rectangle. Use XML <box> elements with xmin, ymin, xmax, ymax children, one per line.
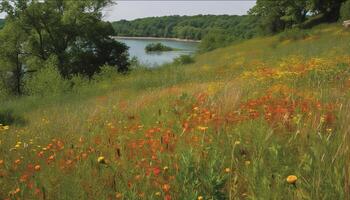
<box><xmin>115</xmin><ymin>37</ymin><xmax>199</xmax><ymax>67</ymax></box>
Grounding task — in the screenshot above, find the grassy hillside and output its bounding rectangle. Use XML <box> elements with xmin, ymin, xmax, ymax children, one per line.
<box><xmin>1</xmin><ymin>24</ymin><xmax>350</xmax><ymax>199</ymax></box>
<box><xmin>112</xmin><ymin>15</ymin><xmax>259</xmax><ymax>40</ymax></box>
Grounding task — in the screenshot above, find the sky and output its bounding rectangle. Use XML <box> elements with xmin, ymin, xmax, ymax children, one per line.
<box><xmin>0</xmin><ymin>1</ymin><xmax>257</xmax><ymax>22</ymax></box>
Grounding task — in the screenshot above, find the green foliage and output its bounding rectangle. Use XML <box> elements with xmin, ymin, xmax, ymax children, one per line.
<box><xmin>199</xmin><ymin>29</ymin><xmax>234</xmax><ymax>52</ymax></box>
<box><xmin>0</xmin><ymin>19</ymin><xmax>4</xmax><ymax>29</ymax></box>
<box><xmin>24</xmin><ymin>57</ymin><xmax>69</xmax><ymax>97</ymax></box>
<box><xmin>309</xmin><ymin>0</ymin><xmax>346</xmax><ymax>21</ymax></box>
<box><xmin>278</xmin><ymin>28</ymin><xmax>310</xmax><ymax>41</ymax></box>
<box><xmin>145</xmin><ymin>43</ymin><xmax>174</xmax><ymax>52</ymax></box>
<box><xmin>69</xmin><ymin>75</ymin><xmax>90</xmax><ymax>94</ymax></box>
<box><xmin>0</xmin><ymin>0</ymin><xmax>129</xmax><ymax>79</ymax></box>
<box><xmin>175</xmin><ymin>150</ymin><xmax>228</xmax><ymax>200</ymax></box>
<box><xmin>340</xmin><ymin>0</ymin><xmax>350</xmax><ymax>21</ymax></box>
<box><xmin>174</xmin><ymin>55</ymin><xmax>195</xmax><ymax>65</ymax></box>
<box><xmin>0</xmin><ymin>77</ymin><xmax>10</xmax><ymax>100</ymax></box>
<box><xmin>92</xmin><ymin>65</ymin><xmax>120</xmax><ymax>81</ymax></box>
<box><xmin>0</xmin><ymin>19</ymin><xmax>26</xmax><ymax>95</ymax></box>
<box><xmin>0</xmin><ymin>0</ymin><xmax>130</xmax><ymax>99</ymax></box>
<box><xmin>250</xmin><ymin>0</ymin><xmax>346</xmax><ymax>33</ymax></box>
<box><xmin>112</xmin><ymin>15</ymin><xmax>260</xmax><ymax>41</ymax></box>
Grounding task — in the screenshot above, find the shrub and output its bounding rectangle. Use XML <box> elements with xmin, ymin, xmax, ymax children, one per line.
<box><xmin>199</xmin><ymin>29</ymin><xmax>234</xmax><ymax>52</ymax></box>
<box><xmin>24</xmin><ymin>57</ymin><xmax>69</xmax><ymax>97</ymax></box>
<box><xmin>129</xmin><ymin>56</ymin><xmax>147</xmax><ymax>69</ymax></box>
<box><xmin>70</xmin><ymin>75</ymin><xmax>90</xmax><ymax>93</ymax></box>
<box><xmin>93</xmin><ymin>65</ymin><xmax>119</xmax><ymax>81</ymax></box>
<box><xmin>278</xmin><ymin>28</ymin><xmax>310</xmax><ymax>41</ymax></box>
<box><xmin>145</xmin><ymin>43</ymin><xmax>174</xmax><ymax>52</ymax></box>
<box><xmin>174</xmin><ymin>55</ymin><xmax>195</xmax><ymax>65</ymax></box>
<box><xmin>340</xmin><ymin>0</ymin><xmax>350</xmax><ymax>21</ymax></box>
<box><xmin>0</xmin><ymin>74</ymin><xmax>11</xmax><ymax>100</ymax></box>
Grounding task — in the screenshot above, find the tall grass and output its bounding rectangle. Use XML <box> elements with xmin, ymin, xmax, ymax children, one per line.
<box><xmin>0</xmin><ymin>23</ymin><xmax>350</xmax><ymax>199</ymax></box>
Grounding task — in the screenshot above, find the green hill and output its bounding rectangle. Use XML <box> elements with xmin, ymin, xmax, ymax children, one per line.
<box><xmin>1</xmin><ymin>24</ymin><xmax>350</xmax><ymax>199</ymax></box>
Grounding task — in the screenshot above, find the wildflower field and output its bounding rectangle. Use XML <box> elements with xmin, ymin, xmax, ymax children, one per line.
<box><xmin>1</xmin><ymin>24</ymin><xmax>350</xmax><ymax>199</ymax></box>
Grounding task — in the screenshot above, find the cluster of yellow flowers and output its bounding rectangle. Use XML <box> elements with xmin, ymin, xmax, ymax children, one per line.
<box><xmin>0</xmin><ymin>124</ymin><xmax>9</xmax><ymax>131</ymax></box>
<box><xmin>241</xmin><ymin>69</ymin><xmax>299</xmax><ymax>82</ymax></box>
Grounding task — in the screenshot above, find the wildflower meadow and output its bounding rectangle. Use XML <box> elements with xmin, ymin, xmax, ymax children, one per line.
<box><xmin>0</xmin><ymin>24</ymin><xmax>350</xmax><ymax>199</ymax></box>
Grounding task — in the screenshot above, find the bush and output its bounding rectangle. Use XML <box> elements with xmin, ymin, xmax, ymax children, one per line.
<box><xmin>70</xmin><ymin>75</ymin><xmax>90</xmax><ymax>93</ymax></box>
<box><xmin>278</xmin><ymin>28</ymin><xmax>310</xmax><ymax>41</ymax></box>
<box><xmin>93</xmin><ymin>65</ymin><xmax>119</xmax><ymax>81</ymax></box>
<box><xmin>174</xmin><ymin>55</ymin><xmax>195</xmax><ymax>65</ymax></box>
<box><xmin>24</xmin><ymin>58</ymin><xmax>69</xmax><ymax>97</ymax></box>
<box><xmin>340</xmin><ymin>0</ymin><xmax>350</xmax><ymax>21</ymax></box>
<box><xmin>145</xmin><ymin>43</ymin><xmax>174</xmax><ymax>52</ymax></box>
<box><xmin>0</xmin><ymin>74</ymin><xmax>11</xmax><ymax>100</ymax></box>
<box><xmin>198</xmin><ymin>29</ymin><xmax>234</xmax><ymax>52</ymax></box>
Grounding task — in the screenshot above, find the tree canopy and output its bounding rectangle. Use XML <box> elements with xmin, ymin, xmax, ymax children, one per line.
<box><xmin>250</xmin><ymin>0</ymin><xmax>347</xmax><ymax>33</ymax></box>
<box><xmin>0</xmin><ymin>0</ymin><xmax>129</xmax><ymax>95</ymax></box>
<box><xmin>112</xmin><ymin>15</ymin><xmax>260</xmax><ymax>41</ymax></box>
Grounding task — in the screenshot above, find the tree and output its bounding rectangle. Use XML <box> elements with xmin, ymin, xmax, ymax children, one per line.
<box><xmin>249</xmin><ymin>0</ymin><xmax>289</xmax><ymax>34</ymax></box>
<box><xmin>309</xmin><ymin>0</ymin><xmax>346</xmax><ymax>21</ymax></box>
<box><xmin>250</xmin><ymin>0</ymin><xmax>346</xmax><ymax>33</ymax></box>
<box><xmin>0</xmin><ymin>0</ymin><xmax>129</xmax><ymax>79</ymax></box>
<box><xmin>0</xmin><ymin>19</ymin><xmax>26</xmax><ymax>95</ymax></box>
<box><xmin>340</xmin><ymin>0</ymin><xmax>350</xmax><ymax>21</ymax></box>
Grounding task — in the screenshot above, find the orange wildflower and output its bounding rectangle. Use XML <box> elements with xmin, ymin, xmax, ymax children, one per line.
<box><xmin>162</xmin><ymin>184</ymin><xmax>170</xmax><ymax>193</ymax></box>
<box><xmin>14</xmin><ymin>159</ymin><xmax>21</xmax><ymax>165</ymax></box>
<box><xmin>34</xmin><ymin>165</ymin><xmax>41</xmax><ymax>171</ymax></box>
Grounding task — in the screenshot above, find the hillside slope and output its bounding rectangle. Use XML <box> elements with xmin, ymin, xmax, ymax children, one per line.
<box><xmin>1</xmin><ymin>24</ymin><xmax>350</xmax><ymax>199</ymax></box>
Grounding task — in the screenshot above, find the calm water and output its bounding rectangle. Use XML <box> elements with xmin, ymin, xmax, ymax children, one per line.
<box><xmin>116</xmin><ymin>38</ymin><xmax>198</xmax><ymax>67</ymax></box>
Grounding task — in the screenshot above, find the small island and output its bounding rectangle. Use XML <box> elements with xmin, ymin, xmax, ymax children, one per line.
<box><xmin>145</xmin><ymin>43</ymin><xmax>175</xmax><ymax>52</ymax></box>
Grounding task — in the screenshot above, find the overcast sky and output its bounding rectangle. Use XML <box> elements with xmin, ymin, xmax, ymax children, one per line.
<box><xmin>1</xmin><ymin>1</ymin><xmax>257</xmax><ymax>21</ymax></box>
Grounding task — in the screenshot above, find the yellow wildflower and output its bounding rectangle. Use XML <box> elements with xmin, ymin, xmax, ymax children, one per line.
<box><xmin>197</xmin><ymin>126</ymin><xmax>208</xmax><ymax>131</ymax></box>
<box><xmin>286</xmin><ymin>175</ymin><xmax>298</xmax><ymax>184</ymax></box>
<box><xmin>97</xmin><ymin>156</ymin><xmax>106</xmax><ymax>164</ymax></box>
<box><xmin>115</xmin><ymin>192</ymin><xmax>123</xmax><ymax>199</ymax></box>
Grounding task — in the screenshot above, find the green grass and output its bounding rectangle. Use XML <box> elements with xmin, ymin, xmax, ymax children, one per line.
<box><xmin>0</xmin><ymin>23</ymin><xmax>350</xmax><ymax>199</ymax></box>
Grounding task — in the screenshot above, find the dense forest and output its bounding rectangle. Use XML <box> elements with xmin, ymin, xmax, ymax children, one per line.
<box><xmin>112</xmin><ymin>15</ymin><xmax>260</xmax><ymax>41</ymax></box>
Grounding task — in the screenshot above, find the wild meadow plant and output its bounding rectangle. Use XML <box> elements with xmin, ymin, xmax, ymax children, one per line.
<box><xmin>0</xmin><ymin>24</ymin><xmax>350</xmax><ymax>199</ymax></box>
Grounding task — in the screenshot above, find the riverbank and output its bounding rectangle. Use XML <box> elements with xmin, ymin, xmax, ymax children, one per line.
<box><xmin>112</xmin><ymin>36</ymin><xmax>201</xmax><ymax>43</ymax></box>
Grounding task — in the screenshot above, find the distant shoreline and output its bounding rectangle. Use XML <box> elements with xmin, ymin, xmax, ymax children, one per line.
<box><xmin>112</xmin><ymin>36</ymin><xmax>201</xmax><ymax>43</ymax></box>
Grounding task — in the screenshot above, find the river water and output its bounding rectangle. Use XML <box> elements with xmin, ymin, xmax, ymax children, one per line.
<box><xmin>115</xmin><ymin>38</ymin><xmax>198</xmax><ymax>67</ymax></box>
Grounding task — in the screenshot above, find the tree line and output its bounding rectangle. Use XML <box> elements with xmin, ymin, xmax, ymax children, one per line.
<box><xmin>112</xmin><ymin>1</ymin><xmax>350</xmax><ymax>51</ymax></box>
<box><xmin>250</xmin><ymin>0</ymin><xmax>350</xmax><ymax>34</ymax></box>
<box><xmin>112</xmin><ymin>15</ymin><xmax>260</xmax><ymax>41</ymax></box>
<box><xmin>0</xmin><ymin>0</ymin><xmax>130</xmax><ymax>98</ymax></box>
